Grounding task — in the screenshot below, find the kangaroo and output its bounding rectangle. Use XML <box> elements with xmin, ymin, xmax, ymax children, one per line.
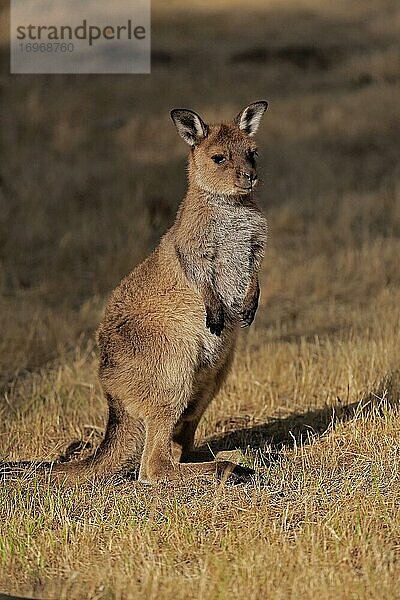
<box><xmin>2</xmin><ymin>101</ymin><xmax>268</xmax><ymax>485</ymax></box>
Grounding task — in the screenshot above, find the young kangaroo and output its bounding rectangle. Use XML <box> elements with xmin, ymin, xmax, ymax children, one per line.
<box><xmin>2</xmin><ymin>101</ymin><xmax>268</xmax><ymax>485</ymax></box>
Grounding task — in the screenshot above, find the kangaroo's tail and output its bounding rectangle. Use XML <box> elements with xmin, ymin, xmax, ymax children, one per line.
<box><xmin>1</xmin><ymin>395</ymin><xmax>144</xmax><ymax>483</ymax></box>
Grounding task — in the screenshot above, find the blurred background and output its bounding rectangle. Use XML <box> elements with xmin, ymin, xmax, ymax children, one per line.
<box><xmin>0</xmin><ymin>0</ymin><xmax>399</xmax><ymax>388</ymax></box>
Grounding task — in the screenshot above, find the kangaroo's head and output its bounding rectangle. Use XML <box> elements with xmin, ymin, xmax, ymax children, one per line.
<box><xmin>170</xmin><ymin>101</ymin><xmax>268</xmax><ymax>196</ymax></box>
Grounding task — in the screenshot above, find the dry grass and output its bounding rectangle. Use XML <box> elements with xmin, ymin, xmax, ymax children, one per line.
<box><xmin>1</xmin><ymin>0</ymin><xmax>400</xmax><ymax>597</ymax></box>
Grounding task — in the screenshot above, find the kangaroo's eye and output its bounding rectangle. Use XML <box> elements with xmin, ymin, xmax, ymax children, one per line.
<box><xmin>212</xmin><ymin>154</ymin><xmax>226</xmax><ymax>164</ymax></box>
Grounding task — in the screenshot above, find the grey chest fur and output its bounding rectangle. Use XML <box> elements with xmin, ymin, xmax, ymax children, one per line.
<box><xmin>213</xmin><ymin>203</ymin><xmax>267</xmax><ymax>311</ymax></box>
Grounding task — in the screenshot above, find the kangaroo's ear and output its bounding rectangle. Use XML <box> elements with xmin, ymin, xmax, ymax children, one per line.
<box><xmin>170</xmin><ymin>109</ymin><xmax>208</xmax><ymax>146</ymax></box>
<box><xmin>234</xmin><ymin>101</ymin><xmax>269</xmax><ymax>136</ymax></box>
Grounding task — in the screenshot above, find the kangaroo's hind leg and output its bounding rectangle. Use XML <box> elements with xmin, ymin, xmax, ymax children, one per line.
<box><xmin>139</xmin><ymin>349</ymin><xmax>252</xmax><ymax>484</ymax></box>
<box><xmin>172</xmin><ymin>346</ymin><xmax>236</xmax><ymax>463</ymax></box>
<box><xmin>141</xmin><ymin>408</ymin><xmax>252</xmax><ymax>484</ymax></box>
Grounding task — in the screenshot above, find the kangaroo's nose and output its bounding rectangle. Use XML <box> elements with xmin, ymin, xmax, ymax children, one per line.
<box><xmin>241</xmin><ymin>171</ymin><xmax>257</xmax><ymax>184</ymax></box>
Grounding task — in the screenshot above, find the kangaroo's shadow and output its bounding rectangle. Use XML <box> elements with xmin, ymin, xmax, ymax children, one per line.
<box><xmin>195</xmin><ymin>372</ymin><xmax>400</xmax><ymax>462</ymax></box>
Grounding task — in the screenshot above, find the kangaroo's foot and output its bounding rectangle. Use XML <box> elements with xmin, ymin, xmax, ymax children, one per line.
<box><xmin>140</xmin><ymin>458</ymin><xmax>254</xmax><ymax>485</ymax></box>
<box><xmin>140</xmin><ymin>411</ymin><xmax>255</xmax><ymax>486</ymax></box>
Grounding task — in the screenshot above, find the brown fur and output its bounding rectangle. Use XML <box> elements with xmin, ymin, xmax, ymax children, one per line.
<box><xmin>2</xmin><ymin>102</ymin><xmax>268</xmax><ymax>485</ymax></box>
